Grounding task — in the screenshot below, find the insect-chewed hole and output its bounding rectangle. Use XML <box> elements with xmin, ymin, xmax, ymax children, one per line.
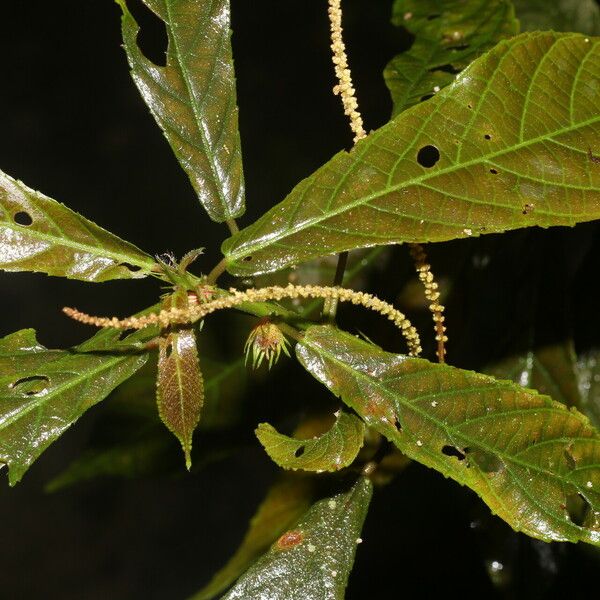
<box><xmin>294</xmin><ymin>445</ymin><xmax>306</xmax><ymax>458</ymax></box>
<box><xmin>126</xmin><ymin>0</ymin><xmax>168</xmax><ymax>66</ymax></box>
<box><xmin>484</xmin><ymin>133</ymin><xmax>492</xmax><ymax>140</ymax></box>
<box><xmin>489</xmin><ymin>168</ymin><xmax>498</xmax><ymax>175</ymax></box>
<box><xmin>14</xmin><ymin>211</ymin><xmax>33</xmax><ymax>226</ymax></box>
<box><xmin>10</xmin><ymin>375</ymin><xmax>50</xmax><ymax>395</ymax></box>
<box><xmin>394</xmin><ymin>416</ymin><xmax>402</xmax><ymax>431</ymax></box>
<box><xmin>243</xmin><ymin>255</ymin><xmax>253</xmax><ymax>262</ymax></box>
<box><xmin>420</xmin><ymin>94</ymin><xmax>434</xmax><ymax>102</ymax></box>
<box><xmin>441</xmin><ymin>445</ymin><xmax>466</xmax><ymax>461</ymax></box>
<box><xmin>417</xmin><ymin>145</ymin><xmax>440</xmax><ymax>168</ymax></box>
<box><xmin>565</xmin><ymin>492</ymin><xmax>591</xmax><ymax>527</ymax></box>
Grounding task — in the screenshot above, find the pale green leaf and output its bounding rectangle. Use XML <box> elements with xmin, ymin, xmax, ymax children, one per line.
<box><xmin>385</xmin><ymin>0</ymin><xmax>518</xmax><ymax>115</ymax></box>
<box><xmin>297</xmin><ymin>325</ymin><xmax>600</xmax><ymax>545</ymax></box>
<box><xmin>116</xmin><ymin>0</ymin><xmax>245</xmax><ymax>222</ymax></box>
<box><xmin>0</xmin><ymin>170</ymin><xmax>155</xmax><ymax>281</ymax></box>
<box><xmin>222</xmin><ymin>477</ymin><xmax>372</xmax><ymax>600</ymax></box>
<box><xmin>514</xmin><ymin>0</ymin><xmax>600</xmax><ymax>35</ymax></box>
<box><xmin>223</xmin><ymin>32</ymin><xmax>600</xmax><ymax>276</ymax></box>
<box><xmin>0</xmin><ymin>329</ymin><xmax>147</xmax><ymax>485</ymax></box>
<box><xmin>192</xmin><ymin>475</ymin><xmax>316</xmax><ymax>600</ymax></box>
<box><xmin>256</xmin><ymin>412</ymin><xmax>365</xmax><ymax>472</ymax></box>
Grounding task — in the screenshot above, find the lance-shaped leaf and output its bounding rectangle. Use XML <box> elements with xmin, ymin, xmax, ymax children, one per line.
<box><xmin>513</xmin><ymin>0</ymin><xmax>600</xmax><ymax>36</ymax></box>
<box><xmin>0</xmin><ymin>329</ymin><xmax>147</xmax><ymax>485</ymax></box>
<box><xmin>297</xmin><ymin>326</ymin><xmax>600</xmax><ymax>545</ymax></box>
<box><xmin>157</xmin><ymin>292</ymin><xmax>204</xmax><ymax>469</ymax></box>
<box><xmin>385</xmin><ymin>0</ymin><xmax>518</xmax><ymax>116</ymax></box>
<box><xmin>0</xmin><ymin>170</ymin><xmax>155</xmax><ymax>281</ymax></box>
<box><xmin>256</xmin><ymin>412</ymin><xmax>365</xmax><ymax>472</ymax></box>
<box><xmin>486</xmin><ymin>342</ymin><xmax>581</xmax><ymax>409</ymax></box>
<box><xmin>116</xmin><ymin>0</ymin><xmax>245</xmax><ymax>222</ymax></box>
<box><xmin>192</xmin><ymin>474</ymin><xmax>316</xmax><ymax>600</ymax></box>
<box><xmin>223</xmin><ymin>32</ymin><xmax>600</xmax><ymax>276</ymax></box>
<box><xmin>222</xmin><ymin>477</ymin><xmax>372</xmax><ymax>600</ymax></box>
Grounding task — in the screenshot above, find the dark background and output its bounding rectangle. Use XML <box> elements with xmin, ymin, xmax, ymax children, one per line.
<box><xmin>1</xmin><ymin>1</ymin><xmax>599</xmax><ymax>598</ymax></box>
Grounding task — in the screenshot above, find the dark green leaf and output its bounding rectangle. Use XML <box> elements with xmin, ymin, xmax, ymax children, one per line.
<box><xmin>486</xmin><ymin>342</ymin><xmax>581</xmax><ymax>409</ymax></box>
<box><xmin>192</xmin><ymin>474</ymin><xmax>316</xmax><ymax>600</ymax></box>
<box><xmin>385</xmin><ymin>0</ymin><xmax>518</xmax><ymax>116</ymax></box>
<box><xmin>0</xmin><ymin>170</ymin><xmax>155</xmax><ymax>281</ymax></box>
<box><xmin>157</xmin><ymin>329</ymin><xmax>204</xmax><ymax>470</ymax></box>
<box><xmin>577</xmin><ymin>349</ymin><xmax>600</xmax><ymax>429</ymax></box>
<box><xmin>256</xmin><ymin>412</ymin><xmax>365</xmax><ymax>472</ymax></box>
<box><xmin>222</xmin><ymin>477</ymin><xmax>372</xmax><ymax>600</ymax></box>
<box><xmin>297</xmin><ymin>325</ymin><xmax>600</xmax><ymax>545</ymax></box>
<box><xmin>0</xmin><ymin>329</ymin><xmax>147</xmax><ymax>485</ymax></box>
<box><xmin>223</xmin><ymin>32</ymin><xmax>600</xmax><ymax>276</ymax></box>
<box><xmin>514</xmin><ymin>0</ymin><xmax>600</xmax><ymax>35</ymax></box>
<box><xmin>116</xmin><ymin>0</ymin><xmax>245</xmax><ymax>223</ymax></box>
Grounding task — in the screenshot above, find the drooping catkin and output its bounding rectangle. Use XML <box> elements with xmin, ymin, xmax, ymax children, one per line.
<box><xmin>64</xmin><ymin>284</ymin><xmax>422</xmax><ymax>356</ymax></box>
<box><xmin>408</xmin><ymin>243</ymin><xmax>447</xmax><ymax>362</ymax></box>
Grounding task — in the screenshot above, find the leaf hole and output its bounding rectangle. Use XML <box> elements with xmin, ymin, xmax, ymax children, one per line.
<box><xmin>243</xmin><ymin>255</ymin><xmax>253</xmax><ymax>262</ymax></box>
<box><xmin>417</xmin><ymin>145</ymin><xmax>440</xmax><ymax>168</ymax></box>
<box><xmin>119</xmin><ymin>262</ymin><xmax>143</xmax><ymax>273</ymax></box>
<box><xmin>484</xmin><ymin>134</ymin><xmax>492</xmax><ymax>140</ymax></box>
<box><xmin>449</xmin><ymin>44</ymin><xmax>470</xmax><ymax>51</ymax></box>
<box><xmin>10</xmin><ymin>375</ymin><xmax>50</xmax><ymax>395</ymax></box>
<box><xmin>394</xmin><ymin>417</ymin><xmax>402</xmax><ymax>431</ymax></box>
<box><xmin>126</xmin><ymin>0</ymin><xmax>168</xmax><ymax>67</ymax></box>
<box><xmin>522</xmin><ymin>203</ymin><xmax>534</xmax><ymax>215</ymax></box>
<box><xmin>489</xmin><ymin>168</ymin><xmax>498</xmax><ymax>175</ymax></box>
<box><xmin>294</xmin><ymin>445</ymin><xmax>306</xmax><ymax>458</ymax></box>
<box><xmin>14</xmin><ymin>211</ymin><xmax>33</xmax><ymax>226</ymax></box>
<box><xmin>165</xmin><ymin>342</ymin><xmax>173</xmax><ymax>359</ymax></box>
<box><xmin>565</xmin><ymin>493</ymin><xmax>591</xmax><ymax>527</ymax></box>
<box><xmin>420</xmin><ymin>94</ymin><xmax>434</xmax><ymax>102</ymax></box>
<box><xmin>427</xmin><ymin>14</ymin><xmax>441</xmax><ymax>20</ymax></box>
<box><xmin>441</xmin><ymin>445</ymin><xmax>466</xmax><ymax>461</ymax></box>
<box><xmin>431</xmin><ymin>64</ymin><xmax>462</xmax><ymax>75</ymax></box>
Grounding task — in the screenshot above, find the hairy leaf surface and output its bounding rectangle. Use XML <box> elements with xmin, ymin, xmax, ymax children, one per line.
<box><xmin>297</xmin><ymin>326</ymin><xmax>600</xmax><ymax>545</ymax></box>
<box><xmin>0</xmin><ymin>170</ymin><xmax>155</xmax><ymax>281</ymax></box>
<box><xmin>513</xmin><ymin>0</ymin><xmax>600</xmax><ymax>35</ymax></box>
<box><xmin>0</xmin><ymin>329</ymin><xmax>147</xmax><ymax>485</ymax></box>
<box><xmin>192</xmin><ymin>475</ymin><xmax>316</xmax><ymax>600</ymax></box>
<box><xmin>222</xmin><ymin>478</ymin><xmax>372</xmax><ymax>600</ymax></box>
<box><xmin>256</xmin><ymin>412</ymin><xmax>365</xmax><ymax>472</ymax></box>
<box><xmin>223</xmin><ymin>33</ymin><xmax>600</xmax><ymax>276</ymax></box>
<box><xmin>116</xmin><ymin>0</ymin><xmax>245</xmax><ymax>222</ymax></box>
<box><xmin>385</xmin><ymin>0</ymin><xmax>518</xmax><ymax>115</ymax></box>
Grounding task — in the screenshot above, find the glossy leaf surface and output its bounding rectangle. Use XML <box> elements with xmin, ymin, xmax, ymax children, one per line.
<box><xmin>385</xmin><ymin>0</ymin><xmax>518</xmax><ymax>116</ymax></box>
<box><xmin>157</xmin><ymin>329</ymin><xmax>204</xmax><ymax>469</ymax></box>
<box><xmin>193</xmin><ymin>475</ymin><xmax>316</xmax><ymax>600</ymax></box>
<box><xmin>117</xmin><ymin>0</ymin><xmax>245</xmax><ymax>222</ymax></box>
<box><xmin>0</xmin><ymin>329</ymin><xmax>147</xmax><ymax>485</ymax></box>
<box><xmin>297</xmin><ymin>326</ymin><xmax>600</xmax><ymax>545</ymax></box>
<box><xmin>223</xmin><ymin>33</ymin><xmax>600</xmax><ymax>276</ymax></box>
<box><xmin>222</xmin><ymin>477</ymin><xmax>372</xmax><ymax>600</ymax></box>
<box><xmin>256</xmin><ymin>412</ymin><xmax>365</xmax><ymax>472</ymax></box>
<box><xmin>514</xmin><ymin>0</ymin><xmax>600</xmax><ymax>35</ymax></box>
<box><xmin>0</xmin><ymin>170</ymin><xmax>155</xmax><ymax>281</ymax></box>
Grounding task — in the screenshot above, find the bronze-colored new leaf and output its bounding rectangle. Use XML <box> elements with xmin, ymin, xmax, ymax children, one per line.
<box><xmin>297</xmin><ymin>326</ymin><xmax>600</xmax><ymax>546</ymax></box>
<box><xmin>157</xmin><ymin>329</ymin><xmax>204</xmax><ymax>469</ymax></box>
<box><xmin>256</xmin><ymin>412</ymin><xmax>365</xmax><ymax>472</ymax></box>
<box><xmin>0</xmin><ymin>170</ymin><xmax>155</xmax><ymax>281</ymax></box>
<box><xmin>116</xmin><ymin>0</ymin><xmax>245</xmax><ymax>223</ymax></box>
<box><xmin>223</xmin><ymin>33</ymin><xmax>600</xmax><ymax>276</ymax></box>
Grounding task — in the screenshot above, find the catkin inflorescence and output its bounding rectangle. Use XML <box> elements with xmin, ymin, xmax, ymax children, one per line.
<box><xmin>64</xmin><ymin>284</ymin><xmax>422</xmax><ymax>356</ymax></box>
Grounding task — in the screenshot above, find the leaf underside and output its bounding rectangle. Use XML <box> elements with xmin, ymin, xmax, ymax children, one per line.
<box><xmin>256</xmin><ymin>412</ymin><xmax>365</xmax><ymax>472</ymax></box>
<box><xmin>0</xmin><ymin>170</ymin><xmax>155</xmax><ymax>281</ymax></box>
<box><xmin>222</xmin><ymin>477</ymin><xmax>372</xmax><ymax>600</ymax></box>
<box><xmin>223</xmin><ymin>32</ymin><xmax>600</xmax><ymax>276</ymax></box>
<box><xmin>385</xmin><ymin>0</ymin><xmax>518</xmax><ymax>116</ymax></box>
<box><xmin>117</xmin><ymin>0</ymin><xmax>245</xmax><ymax>222</ymax></box>
<box><xmin>0</xmin><ymin>329</ymin><xmax>147</xmax><ymax>485</ymax></box>
<box><xmin>513</xmin><ymin>0</ymin><xmax>600</xmax><ymax>36</ymax></box>
<box><xmin>297</xmin><ymin>326</ymin><xmax>600</xmax><ymax>546</ymax></box>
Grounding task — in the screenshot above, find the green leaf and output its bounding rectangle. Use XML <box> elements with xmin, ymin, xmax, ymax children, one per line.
<box><xmin>486</xmin><ymin>342</ymin><xmax>581</xmax><ymax>409</ymax></box>
<box><xmin>116</xmin><ymin>0</ymin><xmax>245</xmax><ymax>223</ymax></box>
<box><xmin>223</xmin><ymin>32</ymin><xmax>600</xmax><ymax>276</ymax></box>
<box><xmin>222</xmin><ymin>477</ymin><xmax>372</xmax><ymax>600</ymax></box>
<box><xmin>192</xmin><ymin>474</ymin><xmax>316</xmax><ymax>600</ymax></box>
<box><xmin>256</xmin><ymin>412</ymin><xmax>365</xmax><ymax>472</ymax></box>
<box><xmin>385</xmin><ymin>0</ymin><xmax>518</xmax><ymax>116</ymax></box>
<box><xmin>0</xmin><ymin>329</ymin><xmax>147</xmax><ymax>485</ymax></box>
<box><xmin>297</xmin><ymin>325</ymin><xmax>600</xmax><ymax>545</ymax></box>
<box><xmin>577</xmin><ymin>349</ymin><xmax>600</xmax><ymax>429</ymax></box>
<box><xmin>513</xmin><ymin>0</ymin><xmax>600</xmax><ymax>36</ymax></box>
<box><xmin>157</xmin><ymin>322</ymin><xmax>204</xmax><ymax>469</ymax></box>
<box><xmin>0</xmin><ymin>170</ymin><xmax>155</xmax><ymax>281</ymax></box>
